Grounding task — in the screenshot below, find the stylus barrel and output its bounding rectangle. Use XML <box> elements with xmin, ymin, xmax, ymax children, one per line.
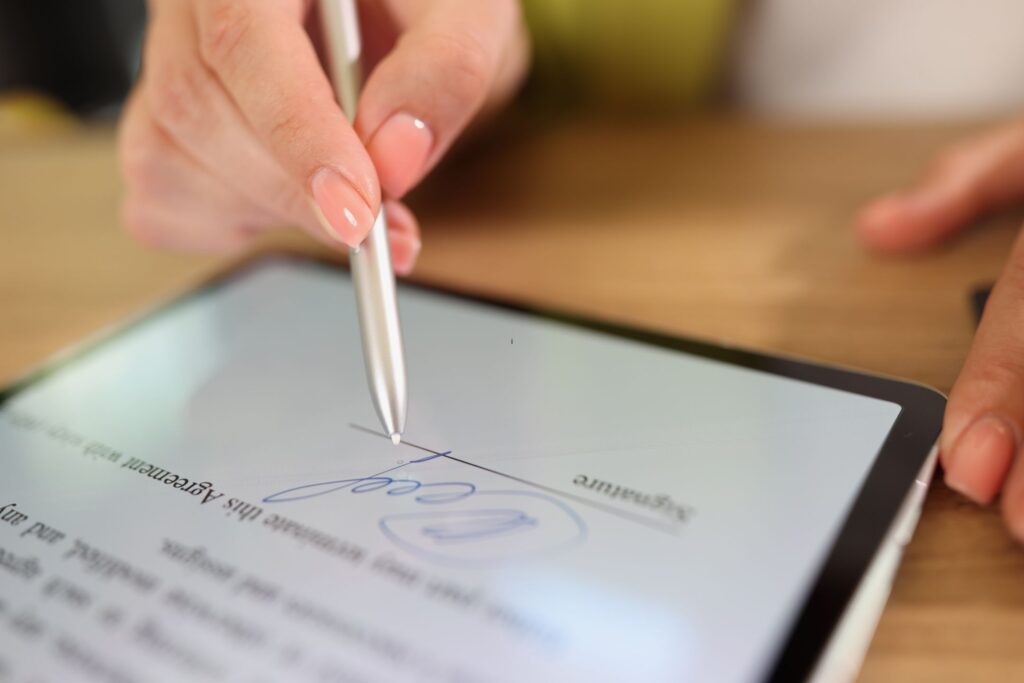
<box><xmin>350</xmin><ymin>209</ymin><xmax>408</xmax><ymax>440</ymax></box>
<box><xmin>319</xmin><ymin>0</ymin><xmax>408</xmax><ymax>442</ymax></box>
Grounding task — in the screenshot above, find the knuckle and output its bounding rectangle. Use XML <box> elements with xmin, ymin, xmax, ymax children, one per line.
<box><xmin>198</xmin><ymin>0</ymin><xmax>251</xmax><ymax>70</ymax></box>
<box><xmin>267</xmin><ymin>101</ymin><xmax>308</xmax><ymax>147</ymax></box>
<box><xmin>146</xmin><ymin>61</ymin><xmax>209</xmax><ymax>134</ymax></box>
<box><xmin>422</xmin><ymin>31</ymin><xmax>492</xmax><ymax>107</ymax></box>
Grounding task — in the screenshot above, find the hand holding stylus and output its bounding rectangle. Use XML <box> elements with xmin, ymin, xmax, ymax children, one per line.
<box><xmin>118</xmin><ymin>0</ymin><xmax>528</xmax><ymax>272</ymax></box>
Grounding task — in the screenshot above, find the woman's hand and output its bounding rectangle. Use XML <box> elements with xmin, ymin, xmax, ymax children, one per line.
<box><xmin>858</xmin><ymin>121</ymin><xmax>1024</xmax><ymax>540</ymax></box>
<box><xmin>118</xmin><ymin>0</ymin><xmax>528</xmax><ymax>274</ymax></box>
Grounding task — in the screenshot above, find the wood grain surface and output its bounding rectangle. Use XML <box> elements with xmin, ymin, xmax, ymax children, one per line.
<box><xmin>1</xmin><ymin>119</ymin><xmax>1022</xmax><ymax>681</ymax></box>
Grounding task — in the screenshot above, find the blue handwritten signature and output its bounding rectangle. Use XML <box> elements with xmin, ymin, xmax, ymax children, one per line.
<box><xmin>264</xmin><ymin>453</ymin><xmax>473</xmax><ymax>504</ymax></box>
<box><xmin>263</xmin><ymin>453</ymin><xmax>587</xmax><ymax>566</ymax></box>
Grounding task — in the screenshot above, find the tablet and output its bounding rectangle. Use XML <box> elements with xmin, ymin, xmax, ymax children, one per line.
<box><xmin>0</xmin><ymin>254</ymin><xmax>944</xmax><ymax>683</ymax></box>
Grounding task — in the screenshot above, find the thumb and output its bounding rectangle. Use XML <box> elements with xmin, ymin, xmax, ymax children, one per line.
<box><xmin>857</xmin><ymin>122</ymin><xmax>1024</xmax><ymax>252</ymax></box>
<box><xmin>941</xmin><ymin>228</ymin><xmax>1024</xmax><ymax>520</ymax></box>
<box><xmin>354</xmin><ymin>0</ymin><xmax>527</xmax><ymax>199</ymax></box>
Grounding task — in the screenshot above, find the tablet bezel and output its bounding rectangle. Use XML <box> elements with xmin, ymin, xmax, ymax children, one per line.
<box><xmin>0</xmin><ymin>251</ymin><xmax>946</xmax><ymax>682</ymax></box>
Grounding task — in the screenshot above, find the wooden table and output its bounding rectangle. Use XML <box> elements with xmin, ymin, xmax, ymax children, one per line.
<box><xmin>2</xmin><ymin>120</ymin><xmax>1022</xmax><ymax>681</ymax></box>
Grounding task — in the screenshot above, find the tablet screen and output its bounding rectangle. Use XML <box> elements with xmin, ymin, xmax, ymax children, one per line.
<box><xmin>0</xmin><ymin>258</ymin><xmax>905</xmax><ymax>682</ymax></box>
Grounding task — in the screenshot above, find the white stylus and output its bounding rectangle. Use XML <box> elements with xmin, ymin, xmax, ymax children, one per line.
<box><xmin>318</xmin><ymin>0</ymin><xmax>407</xmax><ymax>445</ymax></box>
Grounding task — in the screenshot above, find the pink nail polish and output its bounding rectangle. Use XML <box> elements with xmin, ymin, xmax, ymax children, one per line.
<box><xmin>388</xmin><ymin>230</ymin><xmax>422</xmax><ymax>276</ymax></box>
<box><xmin>311</xmin><ymin>168</ymin><xmax>375</xmax><ymax>246</ymax></box>
<box><xmin>367</xmin><ymin>113</ymin><xmax>433</xmax><ymax>199</ymax></box>
<box><xmin>945</xmin><ymin>414</ymin><xmax>1018</xmax><ymax>504</ymax></box>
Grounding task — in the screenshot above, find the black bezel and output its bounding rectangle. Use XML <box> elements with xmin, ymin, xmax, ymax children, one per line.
<box><xmin>0</xmin><ymin>251</ymin><xmax>945</xmax><ymax>682</ymax></box>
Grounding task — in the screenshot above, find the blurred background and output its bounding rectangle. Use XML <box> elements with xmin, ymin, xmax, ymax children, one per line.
<box><xmin>0</xmin><ymin>1</ymin><xmax>144</xmax><ymax>130</ymax></box>
<box><xmin>6</xmin><ymin>0</ymin><xmax>1024</xmax><ymax>133</ymax></box>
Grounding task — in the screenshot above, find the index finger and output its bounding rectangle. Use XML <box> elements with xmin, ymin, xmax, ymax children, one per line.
<box><xmin>193</xmin><ymin>0</ymin><xmax>379</xmax><ymax>245</ymax></box>
<box><xmin>856</xmin><ymin>123</ymin><xmax>1024</xmax><ymax>253</ymax></box>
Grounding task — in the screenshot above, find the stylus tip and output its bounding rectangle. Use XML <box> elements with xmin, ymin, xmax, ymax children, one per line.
<box><xmin>390</xmin><ymin>432</ymin><xmax>402</xmax><ymax>446</ymax></box>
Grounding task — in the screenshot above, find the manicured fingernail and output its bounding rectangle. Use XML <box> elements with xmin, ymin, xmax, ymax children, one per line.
<box><xmin>389</xmin><ymin>230</ymin><xmax>421</xmax><ymax>276</ymax></box>
<box><xmin>310</xmin><ymin>168</ymin><xmax>375</xmax><ymax>246</ymax></box>
<box><xmin>367</xmin><ymin>113</ymin><xmax>433</xmax><ymax>198</ymax></box>
<box><xmin>945</xmin><ymin>414</ymin><xmax>1018</xmax><ymax>504</ymax></box>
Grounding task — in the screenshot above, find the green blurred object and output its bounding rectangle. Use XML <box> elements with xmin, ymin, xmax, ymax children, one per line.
<box><xmin>522</xmin><ymin>0</ymin><xmax>737</xmax><ymax>111</ymax></box>
<box><xmin>0</xmin><ymin>92</ymin><xmax>77</xmax><ymax>140</ymax></box>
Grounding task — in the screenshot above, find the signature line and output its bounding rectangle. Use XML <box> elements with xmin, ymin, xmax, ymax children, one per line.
<box><xmin>350</xmin><ymin>424</ymin><xmax>679</xmax><ymax>535</ymax></box>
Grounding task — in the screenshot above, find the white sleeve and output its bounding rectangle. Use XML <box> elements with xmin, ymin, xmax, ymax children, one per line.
<box><xmin>733</xmin><ymin>0</ymin><xmax>1024</xmax><ymax>121</ymax></box>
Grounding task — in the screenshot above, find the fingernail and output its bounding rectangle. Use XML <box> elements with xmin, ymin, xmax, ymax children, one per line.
<box><xmin>310</xmin><ymin>168</ymin><xmax>375</xmax><ymax>246</ymax></box>
<box><xmin>945</xmin><ymin>414</ymin><xmax>1018</xmax><ymax>504</ymax></box>
<box><xmin>867</xmin><ymin>191</ymin><xmax>933</xmax><ymax>223</ymax></box>
<box><xmin>389</xmin><ymin>230</ymin><xmax>422</xmax><ymax>276</ymax></box>
<box><xmin>858</xmin><ymin>193</ymin><xmax>910</xmax><ymax>233</ymax></box>
<box><xmin>869</xmin><ymin>193</ymin><xmax>905</xmax><ymax>213</ymax></box>
<box><xmin>367</xmin><ymin>113</ymin><xmax>433</xmax><ymax>198</ymax></box>
<box><xmin>940</xmin><ymin>412</ymin><xmax>973</xmax><ymax>466</ymax></box>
